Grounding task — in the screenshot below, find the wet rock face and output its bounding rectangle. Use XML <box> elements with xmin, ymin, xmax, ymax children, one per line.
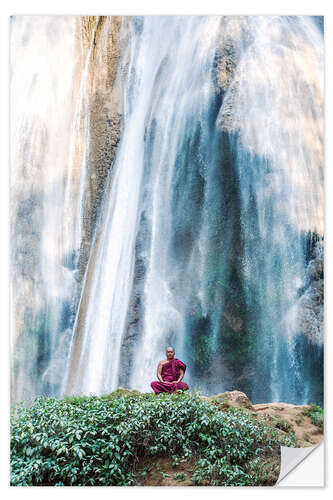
<box><xmin>11</xmin><ymin>16</ymin><xmax>125</xmax><ymax>403</ymax></box>
<box><xmin>298</xmin><ymin>239</ymin><xmax>324</xmax><ymax>345</ymax></box>
<box><xmin>60</xmin><ymin>17</ymin><xmax>127</xmax><ymax>394</ymax></box>
<box><xmin>222</xmin><ymin>310</ymin><xmax>243</xmax><ymax>332</ymax></box>
<box><xmin>11</xmin><ymin>116</ymin><xmax>49</xmax><ymax>333</ymax></box>
<box><xmin>77</xmin><ymin>16</ymin><xmax>123</xmax><ymax>280</ymax></box>
<box><xmin>12</xmin><ymin>193</ymin><xmax>43</xmax><ymax>283</ymax></box>
<box><xmin>213</xmin><ymin>16</ymin><xmax>255</xmax><ymax>130</ymax></box>
<box><xmin>214</xmin><ymin>17</ymin><xmax>250</xmax><ymax>91</ymax></box>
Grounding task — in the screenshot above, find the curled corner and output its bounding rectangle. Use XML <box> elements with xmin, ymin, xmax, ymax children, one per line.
<box><xmin>276</xmin><ymin>443</ymin><xmax>323</xmax><ymax>485</ymax></box>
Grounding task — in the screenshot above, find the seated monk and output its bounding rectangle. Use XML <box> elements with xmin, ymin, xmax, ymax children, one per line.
<box><xmin>151</xmin><ymin>346</ymin><xmax>189</xmax><ymax>394</ymax></box>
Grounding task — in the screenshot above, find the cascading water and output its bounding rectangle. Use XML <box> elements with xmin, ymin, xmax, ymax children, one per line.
<box><xmin>10</xmin><ymin>16</ymin><xmax>107</xmax><ymax>403</ymax></box>
<box><xmin>10</xmin><ymin>16</ymin><xmax>81</xmax><ymax>403</ymax></box>
<box><xmin>219</xmin><ymin>16</ymin><xmax>324</xmax><ymax>404</ymax></box>
<box><xmin>11</xmin><ymin>15</ymin><xmax>324</xmax><ymax>405</ymax></box>
<box><xmin>66</xmin><ymin>16</ymin><xmax>229</xmax><ymax>395</ymax></box>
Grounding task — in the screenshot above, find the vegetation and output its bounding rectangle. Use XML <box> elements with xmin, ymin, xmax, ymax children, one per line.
<box><xmin>302</xmin><ymin>404</ymin><xmax>324</xmax><ymax>430</ymax></box>
<box><xmin>270</xmin><ymin>417</ymin><xmax>294</xmax><ymax>434</ymax></box>
<box><xmin>174</xmin><ymin>472</ymin><xmax>187</xmax><ymax>481</ymax></box>
<box><xmin>11</xmin><ymin>390</ymin><xmax>296</xmax><ymax>487</ymax></box>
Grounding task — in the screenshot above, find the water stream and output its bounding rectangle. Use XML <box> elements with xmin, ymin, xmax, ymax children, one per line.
<box><xmin>11</xmin><ymin>16</ymin><xmax>324</xmax><ymax>405</ymax></box>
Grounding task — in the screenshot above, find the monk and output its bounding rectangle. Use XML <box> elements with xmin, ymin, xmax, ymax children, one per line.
<box><xmin>151</xmin><ymin>347</ymin><xmax>189</xmax><ymax>394</ymax></box>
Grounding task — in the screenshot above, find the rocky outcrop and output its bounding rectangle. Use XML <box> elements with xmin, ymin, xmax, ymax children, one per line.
<box><xmin>214</xmin><ymin>17</ymin><xmax>254</xmax><ymax>128</ymax></box>
<box><xmin>204</xmin><ymin>390</ymin><xmax>254</xmax><ymax>410</ymax></box>
<box><xmin>75</xmin><ymin>16</ymin><xmax>124</xmax><ymax>280</ymax></box>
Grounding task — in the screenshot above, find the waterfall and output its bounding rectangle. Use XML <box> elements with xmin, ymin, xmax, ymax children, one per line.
<box><xmin>219</xmin><ymin>16</ymin><xmax>324</xmax><ymax>403</ymax></box>
<box><xmin>65</xmin><ymin>16</ymin><xmax>227</xmax><ymax>395</ymax></box>
<box><xmin>11</xmin><ymin>16</ymin><xmax>324</xmax><ymax>405</ymax></box>
<box><xmin>10</xmin><ymin>16</ymin><xmax>81</xmax><ymax>403</ymax></box>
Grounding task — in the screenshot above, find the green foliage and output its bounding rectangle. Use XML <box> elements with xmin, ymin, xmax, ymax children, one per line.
<box><xmin>185</xmin><ymin>314</ymin><xmax>213</xmax><ymax>373</ymax></box>
<box><xmin>294</xmin><ymin>414</ymin><xmax>304</xmax><ymax>426</ymax></box>
<box><xmin>219</xmin><ymin>313</ymin><xmax>258</xmax><ymax>369</ymax></box>
<box><xmin>302</xmin><ymin>404</ymin><xmax>324</xmax><ymax>430</ymax></box>
<box><xmin>190</xmin><ymin>334</ymin><xmax>213</xmax><ymax>371</ymax></box>
<box><xmin>271</xmin><ymin>417</ymin><xmax>294</xmax><ymax>433</ymax></box>
<box><xmin>11</xmin><ymin>391</ymin><xmax>295</xmax><ymax>486</ymax></box>
<box><xmin>174</xmin><ymin>472</ymin><xmax>187</xmax><ymax>481</ymax></box>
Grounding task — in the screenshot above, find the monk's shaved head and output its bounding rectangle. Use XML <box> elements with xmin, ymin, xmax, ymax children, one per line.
<box><xmin>166</xmin><ymin>346</ymin><xmax>175</xmax><ymax>360</ymax></box>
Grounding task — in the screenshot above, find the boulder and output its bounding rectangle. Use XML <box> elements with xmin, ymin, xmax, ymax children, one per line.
<box><xmin>207</xmin><ymin>390</ymin><xmax>254</xmax><ymax>410</ymax></box>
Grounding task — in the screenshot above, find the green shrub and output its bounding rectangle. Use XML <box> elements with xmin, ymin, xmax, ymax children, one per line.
<box><xmin>174</xmin><ymin>472</ymin><xmax>187</xmax><ymax>481</ymax></box>
<box><xmin>271</xmin><ymin>417</ymin><xmax>294</xmax><ymax>433</ymax></box>
<box><xmin>294</xmin><ymin>414</ymin><xmax>304</xmax><ymax>426</ymax></box>
<box><xmin>302</xmin><ymin>405</ymin><xmax>324</xmax><ymax>430</ymax></box>
<box><xmin>11</xmin><ymin>392</ymin><xmax>295</xmax><ymax>486</ymax></box>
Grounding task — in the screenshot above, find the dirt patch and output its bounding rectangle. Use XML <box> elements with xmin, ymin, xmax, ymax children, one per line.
<box><xmin>135</xmin><ymin>448</ymin><xmax>282</xmax><ymax>486</ymax></box>
<box><xmin>135</xmin><ymin>456</ymin><xmax>197</xmax><ymax>486</ymax></box>
<box><xmin>253</xmin><ymin>402</ymin><xmax>323</xmax><ymax>447</ymax></box>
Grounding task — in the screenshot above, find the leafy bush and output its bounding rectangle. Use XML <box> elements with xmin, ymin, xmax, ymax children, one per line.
<box><xmin>271</xmin><ymin>417</ymin><xmax>294</xmax><ymax>433</ymax></box>
<box><xmin>11</xmin><ymin>391</ymin><xmax>295</xmax><ymax>486</ymax></box>
<box><xmin>302</xmin><ymin>404</ymin><xmax>324</xmax><ymax>430</ymax></box>
<box><xmin>174</xmin><ymin>472</ymin><xmax>187</xmax><ymax>481</ymax></box>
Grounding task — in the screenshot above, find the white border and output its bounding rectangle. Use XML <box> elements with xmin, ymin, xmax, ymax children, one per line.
<box><xmin>1</xmin><ymin>0</ymin><xmax>331</xmax><ymax>497</ymax></box>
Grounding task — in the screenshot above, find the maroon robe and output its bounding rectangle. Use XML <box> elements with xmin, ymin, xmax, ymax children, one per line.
<box><xmin>151</xmin><ymin>358</ymin><xmax>189</xmax><ymax>393</ymax></box>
